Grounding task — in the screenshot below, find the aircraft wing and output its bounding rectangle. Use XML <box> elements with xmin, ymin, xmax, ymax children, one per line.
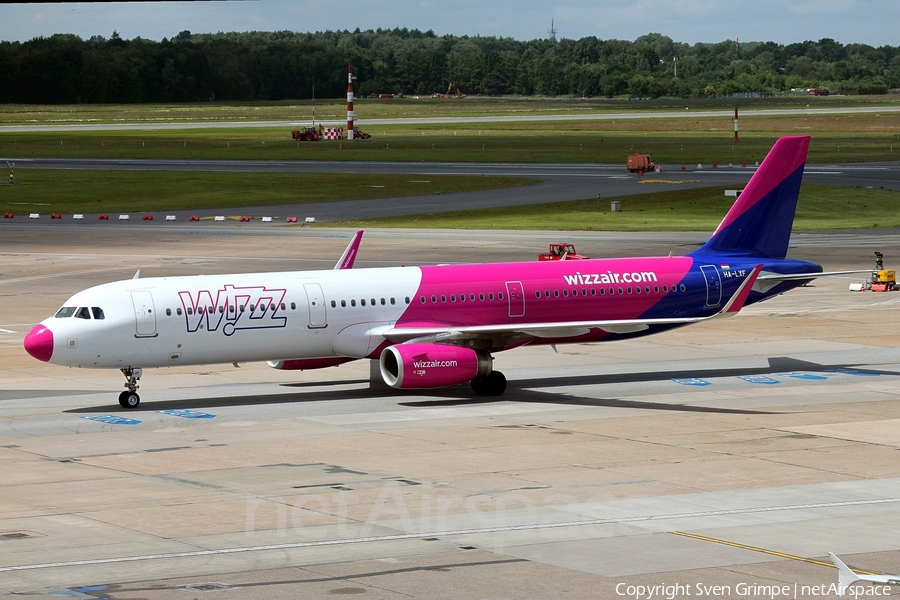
<box><xmin>385</xmin><ymin>265</ymin><xmax>761</xmax><ymax>345</ymax></box>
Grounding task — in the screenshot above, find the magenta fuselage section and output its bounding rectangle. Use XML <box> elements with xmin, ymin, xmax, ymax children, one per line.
<box><xmin>396</xmin><ymin>257</ymin><xmax>695</xmax><ymax>345</ymax></box>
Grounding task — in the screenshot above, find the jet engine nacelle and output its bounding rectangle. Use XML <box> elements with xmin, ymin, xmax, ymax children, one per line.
<box><xmin>268</xmin><ymin>357</ymin><xmax>353</xmax><ymax>370</ymax></box>
<box><xmin>379</xmin><ymin>344</ymin><xmax>491</xmax><ymax>389</ymax></box>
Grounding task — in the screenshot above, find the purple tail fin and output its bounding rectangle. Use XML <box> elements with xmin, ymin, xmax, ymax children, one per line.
<box><xmin>693</xmin><ymin>136</ymin><xmax>810</xmax><ymax>259</ymax></box>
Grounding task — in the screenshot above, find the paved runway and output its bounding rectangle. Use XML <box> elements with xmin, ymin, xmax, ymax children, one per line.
<box><xmin>1</xmin><ymin>227</ymin><xmax>899</xmax><ymax>598</ymax></box>
<box><xmin>3</xmin><ymin>104</ymin><xmax>900</xmax><ymax>132</ymax></box>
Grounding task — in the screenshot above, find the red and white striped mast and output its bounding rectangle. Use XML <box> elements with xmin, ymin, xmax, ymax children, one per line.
<box><xmin>347</xmin><ymin>62</ymin><xmax>355</xmax><ymax>140</ymax></box>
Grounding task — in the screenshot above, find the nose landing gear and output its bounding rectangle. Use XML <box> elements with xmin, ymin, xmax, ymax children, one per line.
<box><xmin>118</xmin><ymin>367</ymin><xmax>142</xmax><ymax>409</ymax></box>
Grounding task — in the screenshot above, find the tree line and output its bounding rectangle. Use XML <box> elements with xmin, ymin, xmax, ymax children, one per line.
<box><xmin>1</xmin><ymin>29</ymin><xmax>898</xmax><ymax>104</ymax></box>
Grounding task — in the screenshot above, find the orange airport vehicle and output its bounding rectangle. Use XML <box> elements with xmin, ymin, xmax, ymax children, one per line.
<box><xmin>538</xmin><ymin>243</ymin><xmax>589</xmax><ymax>261</ymax></box>
<box><xmin>627</xmin><ymin>154</ymin><xmax>655</xmax><ymax>173</ymax></box>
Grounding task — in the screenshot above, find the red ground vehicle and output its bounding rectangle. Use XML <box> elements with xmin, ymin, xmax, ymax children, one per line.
<box><xmin>291</xmin><ymin>126</ymin><xmax>322</xmax><ymax>141</ymax></box>
<box><xmin>626</xmin><ymin>154</ymin><xmax>655</xmax><ymax>173</ymax></box>
<box><xmin>538</xmin><ymin>243</ymin><xmax>589</xmax><ymax>261</ymax></box>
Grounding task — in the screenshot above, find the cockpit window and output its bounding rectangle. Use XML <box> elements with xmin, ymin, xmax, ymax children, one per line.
<box><xmin>75</xmin><ymin>307</ymin><xmax>91</xmax><ymax>319</ymax></box>
<box><xmin>54</xmin><ymin>307</ymin><xmax>76</xmax><ymax>318</ymax></box>
<box><xmin>91</xmin><ymin>307</ymin><xmax>105</xmax><ymax>320</ymax></box>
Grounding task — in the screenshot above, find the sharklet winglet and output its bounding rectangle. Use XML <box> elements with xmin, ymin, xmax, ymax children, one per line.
<box><xmin>721</xmin><ymin>264</ymin><xmax>763</xmax><ymax>316</ymax></box>
<box><xmin>334</xmin><ymin>230</ymin><xmax>364</xmax><ymax>270</ymax></box>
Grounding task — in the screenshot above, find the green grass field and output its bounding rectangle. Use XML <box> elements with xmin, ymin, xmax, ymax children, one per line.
<box><xmin>3</xmin><ymin>98</ymin><xmax>900</xmax><ymax>231</ymax></box>
<box><xmin>0</xmin><ymin>171</ymin><xmax>535</xmax><ymax>214</ymax></box>
<box><xmin>324</xmin><ymin>184</ymin><xmax>900</xmax><ymax>231</ymax></box>
<box><xmin>3</xmin><ymin>96</ymin><xmax>900</xmax><ymax>163</ymax></box>
<box><xmin>3</xmin><ymin>125</ymin><xmax>899</xmax><ymax>164</ymax></box>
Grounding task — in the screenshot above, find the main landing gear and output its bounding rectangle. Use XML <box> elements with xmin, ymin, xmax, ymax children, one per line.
<box><xmin>471</xmin><ymin>370</ymin><xmax>507</xmax><ymax>396</ymax></box>
<box><xmin>118</xmin><ymin>367</ymin><xmax>142</xmax><ymax>409</ymax></box>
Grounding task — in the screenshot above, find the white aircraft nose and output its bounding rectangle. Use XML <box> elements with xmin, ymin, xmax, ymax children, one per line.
<box><xmin>24</xmin><ymin>325</ymin><xmax>54</xmax><ymax>362</ymax></box>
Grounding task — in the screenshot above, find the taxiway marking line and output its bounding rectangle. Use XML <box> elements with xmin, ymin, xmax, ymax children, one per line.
<box><xmin>670</xmin><ymin>531</ymin><xmax>879</xmax><ymax>575</ymax></box>
<box><xmin>2</xmin><ymin>496</ymin><xmax>898</xmax><ymax>573</ymax></box>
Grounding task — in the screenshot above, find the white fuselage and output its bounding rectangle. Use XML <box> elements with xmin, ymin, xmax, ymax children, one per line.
<box><xmin>46</xmin><ymin>267</ymin><xmax>422</xmax><ymax>369</ymax></box>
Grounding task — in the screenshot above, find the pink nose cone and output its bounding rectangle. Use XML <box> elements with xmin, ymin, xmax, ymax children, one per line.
<box><xmin>24</xmin><ymin>325</ymin><xmax>54</xmax><ymax>362</ymax></box>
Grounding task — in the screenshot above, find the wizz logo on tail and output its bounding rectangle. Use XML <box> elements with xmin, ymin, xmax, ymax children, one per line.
<box><xmin>178</xmin><ymin>284</ymin><xmax>288</xmax><ymax>336</ymax></box>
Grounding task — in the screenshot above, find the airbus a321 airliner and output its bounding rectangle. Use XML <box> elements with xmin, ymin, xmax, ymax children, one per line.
<box><xmin>25</xmin><ymin>136</ymin><xmax>825</xmax><ymax>409</ymax></box>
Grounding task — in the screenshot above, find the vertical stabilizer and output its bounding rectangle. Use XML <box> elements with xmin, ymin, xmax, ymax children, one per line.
<box><xmin>829</xmin><ymin>552</ymin><xmax>861</xmax><ymax>593</ymax></box>
<box><xmin>692</xmin><ymin>136</ymin><xmax>810</xmax><ymax>259</ymax></box>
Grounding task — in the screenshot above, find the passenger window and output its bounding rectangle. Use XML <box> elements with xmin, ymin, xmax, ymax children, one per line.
<box><xmin>177</xmin><ymin>308</ymin><xmax>183</xmax><ymax>316</ymax></box>
<box><xmin>371</xmin><ymin>298</ymin><xmax>376</xmax><ymax>306</ymax></box>
<box><xmin>451</xmin><ymin>294</ymin><xmax>456</xmax><ymax>302</ymax></box>
<box><xmin>420</xmin><ymin>296</ymin><xmax>426</xmax><ymax>304</ymax></box>
<box><xmin>404</xmin><ymin>297</ymin><xmax>410</xmax><ymax>304</ymax></box>
<box><xmin>441</xmin><ymin>295</ymin><xmax>447</xmax><ymax>303</ymax></box>
<box><xmin>591</xmin><ymin>289</ymin><xmax>596</xmax><ymax>296</ymax></box>
<box><xmin>544</xmin><ymin>290</ymin><xmax>550</xmax><ymax>298</ymax></box>
<box><xmin>460</xmin><ymin>294</ymin><xmax>466</xmax><ymax>302</ymax></box>
<box><xmin>229</xmin><ymin>305</ymin><xmax>235</xmax><ymax>313</ymax></box>
<box><xmin>75</xmin><ymin>307</ymin><xmax>91</xmax><ymax>319</ymax></box>
<box><xmin>391</xmin><ymin>298</ymin><xmax>396</xmax><ymax>305</ymax></box>
<box><xmin>54</xmin><ymin>307</ymin><xmax>76</xmax><ymax>318</ymax></box>
<box><xmin>381</xmin><ymin>298</ymin><xmax>385</xmax><ymax>305</ymax></box>
<box><xmin>341</xmin><ymin>300</ymin><xmax>346</xmax><ymax>307</ymax></box>
<box><xmin>680</xmin><ymin>284</ymin><xmax>686</xmax><ymax>292</ymax></box>
<box><xmin>470</xmin><ymin>293</ymin><xmax>475</xmax><ymax>301</ymax></box>
<box><xmin>489</xmin><ymin>293</ymin><xmax>494</xmax><ymax>300</ymax></box>
<box><xmin>291</xmin><ymin>302</ymin><xmax>297</xmax><ymax>310</ymax></box>
<box><xmin>534</xmin><ymin>291</ymin><xmax>540</xmax><ymax>298</ymax></box>
<box><xmin>554</xmin><ymin>290</ymin><xmax>559</xmax><ymax>297</ymax></box>
<box><xmin>219</xmin><ymin>306</ymin><xmax>225</xmax><ymax>314</ymax></box>
<box><xmin>499</xmin><ymin>292</ymin><xmax>504</xmax><ymax>300</ymax></box>
<box><xmin>361</xmin><ymin>299</ymin><xmax>366</xmax><ymax>306</ymax></box>
<box><xmin>92</xmin><ymin>307</ymin><xmax>105</xmax><ymax>320</ymax></box>
<box><xmin>331</xmin><ymin>300</ymin><xmax>336</xmax><ymax>308</ymax></box>
<box><xmin>636</xmin><ymin>287</ymin><xmax>641</xmax><ymax>294</ymax></box>
<box><xmin>351</xmin><ymin>299</ymin><xmax>356</xmax><ymax>307</ymax></box>
<box><xmin>479</xmin><ymin>293</ymin><xmax>485</xmax><ymax>301</ymax></box>
<box><xmin>627</xmin><ymin>287</ymin><xmax>632</xmax><ymax>294</ymax></box>
<box><xmin>187</xmin><ymin>307</ymin><xmax>194</xmax><ymax>316</ymax></box>
<box><xmin>166</xmin><ymin>308</ymin><xmax>172</xmax><ymax>317</ymax></box>
<box><xmin>563</xmin><ymin>290</ymin><xmax>569</xmax><ymax>297</ymax></box>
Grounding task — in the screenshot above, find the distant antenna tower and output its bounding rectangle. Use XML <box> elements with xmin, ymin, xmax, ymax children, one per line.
<box><xmin>548</xmin><ymin>18</ymin><xmax>557</xmax><ymax>43</ymax></box>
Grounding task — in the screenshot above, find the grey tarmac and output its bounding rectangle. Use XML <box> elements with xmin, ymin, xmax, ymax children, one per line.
<box><xmin>0</xmin><ymin>226</ymin><xmax>899</xmax><ymax>598</ymax></box>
